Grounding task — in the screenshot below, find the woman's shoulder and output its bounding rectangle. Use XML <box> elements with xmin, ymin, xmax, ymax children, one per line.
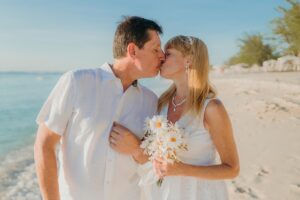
<box><xmin>206</xmin><ymin>98</ymin><xmax>222</xmax><ymax>108</ymax></box>
<box><xmin>204</xmin><ymin>98</ymin><xmax>228</xmax><ymax>122</ymax></box>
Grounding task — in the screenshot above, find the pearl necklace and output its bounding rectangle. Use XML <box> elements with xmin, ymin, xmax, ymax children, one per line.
<box><xmin>171</xmin><ymin>95</ymin><xmax>187</xmax><ymax>112</ymax></box>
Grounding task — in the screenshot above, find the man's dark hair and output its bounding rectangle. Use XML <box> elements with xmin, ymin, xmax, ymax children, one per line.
<box><xmin>113</xmin><ymin>16</ymin><xmax>163</xmax><ymax>59</ymax></box>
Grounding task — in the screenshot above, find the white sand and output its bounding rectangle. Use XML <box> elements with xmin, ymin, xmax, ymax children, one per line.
<box><xmin>211</xmin><ymin>71</ymin><xmax>300</xmax><ymax>199</ymax></box>
<box><xmin>1</xmin><ymin>71</ymin><xmax>299</xmax><ymax>200</ymax></box>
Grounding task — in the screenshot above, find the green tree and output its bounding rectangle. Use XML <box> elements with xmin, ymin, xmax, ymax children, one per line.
<box><xmin>227</xmin><ymin>34</ymin><xmax>277</xmax><ymax>66</ymax></box>
<box><xmin>272</xmin><ymin>0</ymin><xmax>300</xmax><ymax>56</ymax></box>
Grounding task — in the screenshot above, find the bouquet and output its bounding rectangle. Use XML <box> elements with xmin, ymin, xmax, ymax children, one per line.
<box><xmin>140</xmin><ymin>115</ymin><xmax>188</xmax><ymax>186</ymax></box>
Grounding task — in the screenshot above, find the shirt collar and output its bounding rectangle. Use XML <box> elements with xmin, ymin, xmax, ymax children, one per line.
<box><xmin>100</xmin><ymin>62</ymin><xmax>140</xmax><ymax>90</ymax></box>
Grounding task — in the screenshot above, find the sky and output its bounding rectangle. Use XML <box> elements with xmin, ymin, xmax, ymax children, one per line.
<box><xmin>0</xmin><ymin>0</ymin><xmax>287</xmax><ymax>72</ymax></box>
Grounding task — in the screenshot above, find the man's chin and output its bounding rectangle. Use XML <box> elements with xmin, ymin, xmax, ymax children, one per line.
<box><xmin>140</xmin><ymin>71</ymin><xmax>159</xmax><ymax>79</ymax></box>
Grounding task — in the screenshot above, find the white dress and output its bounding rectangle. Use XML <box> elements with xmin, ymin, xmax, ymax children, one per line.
<box><xmin>139</xmin><ymin>98</ymin><xmax>229</xmax><ymax>200</ymax></box>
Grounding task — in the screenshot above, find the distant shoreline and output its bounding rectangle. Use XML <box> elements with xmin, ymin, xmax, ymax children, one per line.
<box><xmin>0</xmin><ymin>71</ymin><xmax>64</xmax><ymax>74</ymax></box>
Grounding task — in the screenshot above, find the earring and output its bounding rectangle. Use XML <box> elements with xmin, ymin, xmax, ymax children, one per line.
<box><xmin>185</xmin><ymin>65</ymin><xmax>189</xmax><ymax>73</ymax></box>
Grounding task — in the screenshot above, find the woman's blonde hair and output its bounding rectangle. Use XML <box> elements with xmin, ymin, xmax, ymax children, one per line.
<box><xmin>158</xmin><ymin>35</ymin><xmax>217</xmax><ymax>115</ymax></box>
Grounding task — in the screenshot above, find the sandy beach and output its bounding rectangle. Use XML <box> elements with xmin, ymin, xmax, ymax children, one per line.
<box><xmin>212</xmin><ymin>71</ymin><xmax>300</xmax><ymax>199</ymax></box>
<box><xmin>1</xmin><ymin>71</ymin><xmax>300</xmax><ymax>200</ymax></box>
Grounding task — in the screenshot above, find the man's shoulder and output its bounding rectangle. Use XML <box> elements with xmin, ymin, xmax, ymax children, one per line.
<box><xmin>68</xmin><ymin>68</ymin><xmax>102</xmax><ymax>81</ymax></box>
<box><xmin>59</xmin><ymin>68</ymin><xmax>104</xmax><ymax>93</ymax></box>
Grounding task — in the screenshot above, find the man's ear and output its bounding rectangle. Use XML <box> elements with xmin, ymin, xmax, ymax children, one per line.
<box><xmin>127</xmin><ymin>43</ymin><xmax>136</xmax><ymax>58</ymax></box>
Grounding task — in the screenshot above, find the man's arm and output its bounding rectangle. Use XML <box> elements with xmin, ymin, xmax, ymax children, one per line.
<box><xmin>34</xmin><ymin>123</ymin><xmax>61</xmax><ymax>200</ymax></box>
<box><xmin>109</xmin><ymin>122</ymin><xmax>149</xmax><ymax>164</ymax></box>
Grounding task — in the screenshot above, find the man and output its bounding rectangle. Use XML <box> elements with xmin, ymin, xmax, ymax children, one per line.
<box><xmin>34</xmin><ymin>16</ymin><xmax>165</xmax><ymax>200</ymax></box>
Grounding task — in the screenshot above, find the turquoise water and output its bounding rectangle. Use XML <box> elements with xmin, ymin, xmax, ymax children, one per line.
<box><xmin>0</xmin><ymin>71</ymin><xmax>171</xmax><ymax>158</ymax></box>
<box><xmin>0</xmin><ymin>72</ymin><xmax>62</xmax><ymax>156</ymax></box>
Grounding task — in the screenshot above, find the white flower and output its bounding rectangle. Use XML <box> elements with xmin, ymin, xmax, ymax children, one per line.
<box><xmin>164</xmin><ymin>130</ymin><xmax>184</xmax><ymax>149</ymax></box>
<box><xmin>149</xmin><ymin>115</ymin><xmax>168</xmax><ymax>133</ymax></box>
<box><xmin>141</xmin><ymin>115</ymin><xmax>187</xmax><ymax>163</ymax></box>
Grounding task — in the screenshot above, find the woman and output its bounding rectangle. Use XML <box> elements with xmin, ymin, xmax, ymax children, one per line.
<box><xmin>141</xmin><ymin>35</ymin><xmax>240</xmax><ymax>200</ymax></box>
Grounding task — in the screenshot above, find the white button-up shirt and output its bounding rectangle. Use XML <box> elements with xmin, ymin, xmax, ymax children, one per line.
<box><xmin>36</xmin><ymin>63</ymin><xmax>158</xmax><ymax>200</ymax></box>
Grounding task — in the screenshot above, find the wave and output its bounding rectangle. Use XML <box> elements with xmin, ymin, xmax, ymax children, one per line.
<box><xmin>0</xmin><ymin>144</ymin><xmax>40</xmax><ymax>200</ymax></box>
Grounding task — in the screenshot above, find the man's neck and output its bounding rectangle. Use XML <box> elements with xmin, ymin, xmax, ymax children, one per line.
<box><xmin>110</xmin><ymin>60</ymin><xmax>137</xmax><ymax>92</ymax></box>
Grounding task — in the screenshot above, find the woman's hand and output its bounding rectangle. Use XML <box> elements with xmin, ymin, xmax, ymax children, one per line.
<box><xmin>153</xmin><ymin>157</ymin><xmax>185</xmax><ymax>178</ymax></box>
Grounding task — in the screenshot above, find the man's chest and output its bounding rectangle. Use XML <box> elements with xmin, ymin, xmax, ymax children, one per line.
<box><xmin>72</xmin><ymin>87</ymin><xmax>147</xmax><ymax>138</ymax></box>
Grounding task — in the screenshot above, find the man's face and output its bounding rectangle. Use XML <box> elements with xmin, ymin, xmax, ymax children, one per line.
<box><xmin>134</xmin><ymin>30</ymin><xmax>165</xmax><ymax>78</ymax></box>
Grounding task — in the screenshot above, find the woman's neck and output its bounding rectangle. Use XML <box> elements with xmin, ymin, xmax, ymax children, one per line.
<box><xmin>173</xmin><ymin>78</ymin><xmax>188</xmax><ymax>99</ymax></box>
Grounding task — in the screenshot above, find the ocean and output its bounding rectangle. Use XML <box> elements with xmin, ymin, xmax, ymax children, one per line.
<box><xmin>0</xmin><ymin>71</ymin><xmax>171</xmax><ymax>199</ymax></box>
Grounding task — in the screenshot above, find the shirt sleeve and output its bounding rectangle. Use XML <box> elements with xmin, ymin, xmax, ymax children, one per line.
<box><xmin>36</xmin><ymin>71</ymin><xmax>76</xmax><ymax>136</ymax></box>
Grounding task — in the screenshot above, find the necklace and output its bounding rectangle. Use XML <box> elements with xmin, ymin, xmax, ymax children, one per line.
<box><xmin>171</xmin><ymin>95</ymin><xmax>187</xmax><ymax>112</ymax></box>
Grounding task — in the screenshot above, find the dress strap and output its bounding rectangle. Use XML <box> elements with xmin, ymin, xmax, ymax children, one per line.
<box><xmin>200</xmin><ymin>97</ymin><xmax>219</xmax><ymax>124</ymax></box>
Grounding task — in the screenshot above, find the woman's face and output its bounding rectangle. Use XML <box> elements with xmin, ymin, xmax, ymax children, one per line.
<box><xmin>160</xmin><ymin>48</ymin><xmax>186</xmax><ymax>79</ymax></box>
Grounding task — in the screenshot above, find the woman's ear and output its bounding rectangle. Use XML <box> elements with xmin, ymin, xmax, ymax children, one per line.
<box><xmin>184</xmin><ymin>55</ymin><xmax>192</xmax><ymax>66</ymax></box>
<box><xmin>127</xmin><ymin>43</ymin><xmax>136</xmax><ymax>58</ymax></box>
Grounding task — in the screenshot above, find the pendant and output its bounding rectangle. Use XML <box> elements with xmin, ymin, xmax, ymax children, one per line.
<box><xmin>173</xmin><ymin>107</ymin><xmax>176</xmax><ymax>112</ymax></box>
